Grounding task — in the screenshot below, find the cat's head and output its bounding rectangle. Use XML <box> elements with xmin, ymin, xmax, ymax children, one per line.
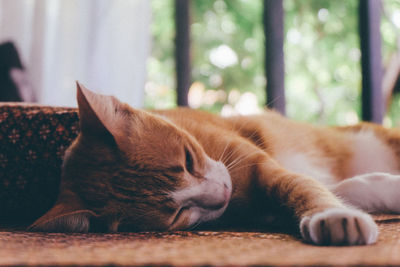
<box><xmin>29</xmin><ymin>83</ymin><xmax>231</xmax><ymax>232</ymax></box>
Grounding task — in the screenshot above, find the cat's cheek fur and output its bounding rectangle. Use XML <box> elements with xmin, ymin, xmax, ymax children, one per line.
<box><xmin>195</xmin><ymin>205</ymin><xmax>228</xmax><ymax>224</ymax></box>
<box><xmin>300</xmin><ymin>208</ymin><xmax>378</xmax><ymax>246</ymax></box>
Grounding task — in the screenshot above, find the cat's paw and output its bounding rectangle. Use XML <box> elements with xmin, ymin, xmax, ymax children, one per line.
<box><xmin>300</xmin><ymin>208</ymin><xmax>378</xmax><ymax>246</ymax></box>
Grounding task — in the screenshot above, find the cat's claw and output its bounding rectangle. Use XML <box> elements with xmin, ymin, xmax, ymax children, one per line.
<box><xmin>300</xmin><ymin>208</ymin><xmax>378</xmax><ymax>246</ymax></box>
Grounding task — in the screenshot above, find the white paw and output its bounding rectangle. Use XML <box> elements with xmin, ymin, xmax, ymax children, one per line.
<box><xmin>300</xmin><ymin>208</ymin><xmax>378</xmax><ymax>246</ymax></box>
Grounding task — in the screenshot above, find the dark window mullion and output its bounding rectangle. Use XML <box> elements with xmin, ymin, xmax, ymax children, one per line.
<box><xmin>359</xmin><ymin>0</ymin><xmax>383</xmax><ymax>123</ymax></box>
<box><xmin>174</xmin><ymin>0</ymin><xmax>191</xmax><ymax>107</ymax></box>
<box><xmin>263</xmin><ymin>0</ymin><xmax>286</xmax><ymax>115</ymax></box>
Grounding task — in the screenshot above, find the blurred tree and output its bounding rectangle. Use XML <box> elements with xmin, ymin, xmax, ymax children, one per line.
<box><xmin>284</xmin><ymin>0</ymin><xmax>361</xmax><ymax>125</ymax></box>
<box><xmin>146</xmin><ymin>0</ymin><xmax>400</xmax><ymax>126</ymax></box>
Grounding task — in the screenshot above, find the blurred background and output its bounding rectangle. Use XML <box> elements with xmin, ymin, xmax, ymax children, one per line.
<box><xmin>0</xmin><ymin>0</ymin><xmax>399</xmax><ymax>126</ymax></box>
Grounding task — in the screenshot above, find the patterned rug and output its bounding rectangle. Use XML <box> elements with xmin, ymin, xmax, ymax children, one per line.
<box><xmin>1</xmin><ymin>215</ymin><xmax>400</xmax><ymax>267</ymax></box>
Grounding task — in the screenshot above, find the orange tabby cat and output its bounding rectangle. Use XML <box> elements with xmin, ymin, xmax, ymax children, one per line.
<box><xmin>30</xmin><ymin>83</ymin><xmax>400</xmax><ymax>246</ymax></box>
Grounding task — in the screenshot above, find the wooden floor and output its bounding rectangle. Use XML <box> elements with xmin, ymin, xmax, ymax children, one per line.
<box><xmin>1</xmin><ymin>215</ymin><xmax>400</xmax><ymax>267</ymax></box>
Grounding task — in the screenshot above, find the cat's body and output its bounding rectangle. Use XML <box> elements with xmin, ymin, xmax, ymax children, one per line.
<box><xmin>154</xmin><ymin>109</ymin><xmax>400</xmax><ymax>227</ymax></box>
<box><xmin>30</xmin><ymin>83</ymin><xmax>400</xmax><ymax>246</ymax></box>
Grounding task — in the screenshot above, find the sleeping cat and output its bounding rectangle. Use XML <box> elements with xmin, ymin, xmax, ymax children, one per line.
<box><xmin>29</xmin><ymin>83</ymin><xmax>400</xmax><ymax>246</ymax></box>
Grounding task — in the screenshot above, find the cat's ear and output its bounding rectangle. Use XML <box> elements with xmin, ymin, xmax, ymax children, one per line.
<box><xmin>28</xmin><ymin>190</ymin><xmax>96</xmax><ymax>232</ymax></box>
<box><xmin>76</xmin><ymin>82</ymin><xmax>131</xmax><ymax>147</ymax></box>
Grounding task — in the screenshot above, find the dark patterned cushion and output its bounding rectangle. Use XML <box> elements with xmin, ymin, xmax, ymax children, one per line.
<box><xmin>0</xmin><ymin>103</ymin><xmax>79</xmax><ymax>225</ymax></box>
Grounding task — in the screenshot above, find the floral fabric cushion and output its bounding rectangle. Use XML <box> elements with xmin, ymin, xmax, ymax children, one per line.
<box><xmin>0</xmin><ymin>103</ymin><xmax>79</xmax><ymax>225</ymax></box>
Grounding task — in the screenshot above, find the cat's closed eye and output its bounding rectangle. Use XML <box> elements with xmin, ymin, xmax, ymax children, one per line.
<box><xmin>184</xmin><ymin>147</ymin><xmax>194</xmax><ymax>174</ymax></box>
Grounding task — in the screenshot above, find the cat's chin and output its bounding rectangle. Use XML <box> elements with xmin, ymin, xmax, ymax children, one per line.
<box><xmin>198</xmin><ymin>198</ymin><xmax>230</xmax><ymax>224</ymax></box>
<box><xmin>172</xmin><ymin>203</ymin><xmax>230</xmax><ymax>231</ymax></box>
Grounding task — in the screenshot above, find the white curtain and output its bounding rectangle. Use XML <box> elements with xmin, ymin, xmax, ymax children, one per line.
<box><xmin>0</xmin><ymin>0</ymin><xmax>151</xmax><ymax>107</ymax></box>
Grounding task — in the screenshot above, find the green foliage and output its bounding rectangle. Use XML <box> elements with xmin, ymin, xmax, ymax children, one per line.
<box><xmin>147</xmin><ymin>0</ymin><xmax>400</xmax><ymax>126</ymax></box>
<box><xmin>284</xmin><ymin>0</ymin><xmax>362</xmax><ymax>125</ymax></box>
<box><xmin>145</xmin><ymin>0</ymin><xmax>176</xmax><ymax>109</ymax></box>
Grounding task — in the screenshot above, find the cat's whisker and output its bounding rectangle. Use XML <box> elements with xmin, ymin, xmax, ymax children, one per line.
<box><xmin>223</xmin><ymin>144</ymin><xmax>245</xmax><ymax>169</ymax></box>
<box><xmin>220</xmin><ymin>145</ymin><xmax>237</xmax><ymax>166</ymax></box>
<box><xmin>226</xmin><ymin>155</ymin><xmax>246</xmax><ymax>171</ymax></box>
<box><xmin>218</xmin><ymin>121</ymin><xmax>250</xmax><ymax>164</ymax></box>
<box><xmin>227</xmin><ymin>161</ymin><xmax>270</xmax><ymax>173</ymax></box>
<box><xmin>219</xmin><ymin>117</ymin><xmax>272</xmax><ymax>167</ymax></box>
<box><xmin>218</xmin><ymin>139</ymin><xmax>232</xmax><ymax>163</ymax></box>
<box><xmin>225</xmin><ymin>153</ymin><xmax>244</xmax><ymax>170</ymax></box>
<box><xmin>224</xmin><ymin>142</ymin><xmax>254</xmax><ymax>169</ymax></box>
<box><xmin>226</xmin><ymin>150</ymin><xmax>264</xmax><ymax>172</ymax></box>
<box><xmin>220</xmin><ymin>122</ymin><xmax>269</xmax><ymax>169</ymax></box>
<box><xmin>220</xmin><ymin>140</ymin><xmax>245</xmax><ymax>167</ymax></box>
<box><xmin>265</xmin><ymin>94</ymin><xmax>283</xmax><ymax>108</ymax></box>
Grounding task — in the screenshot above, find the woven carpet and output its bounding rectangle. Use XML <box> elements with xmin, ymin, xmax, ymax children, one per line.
<box><xmin>1</xmin><ymin>215</ymin><xmax>400</xmax><ymax>267</ymax></box>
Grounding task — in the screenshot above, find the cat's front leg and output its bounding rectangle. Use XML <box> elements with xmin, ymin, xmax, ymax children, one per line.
<box><xmin>255</xmin><ymin>156</ymin><xmax>378</xmax><ymax>245</ymax></box>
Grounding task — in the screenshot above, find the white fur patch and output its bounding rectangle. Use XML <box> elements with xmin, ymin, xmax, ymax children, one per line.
<box><xmin>300</xmin><ymin>207</ymin><xmax>378</xmax><ymax>245</ymax></box>
<box><xmin>333</xmin><ymin>172</ymin><xmax>400</xmax><ymax>213</ymax></box>
<box><xmin>348</xmin><ymin>130</ymin><xmax>398</xmax><ymax>177</ymax></box>
<box><xmin>274</xmin><ymin>151</ymin><xmax>335</xmax><ymax>185</ymax></box>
